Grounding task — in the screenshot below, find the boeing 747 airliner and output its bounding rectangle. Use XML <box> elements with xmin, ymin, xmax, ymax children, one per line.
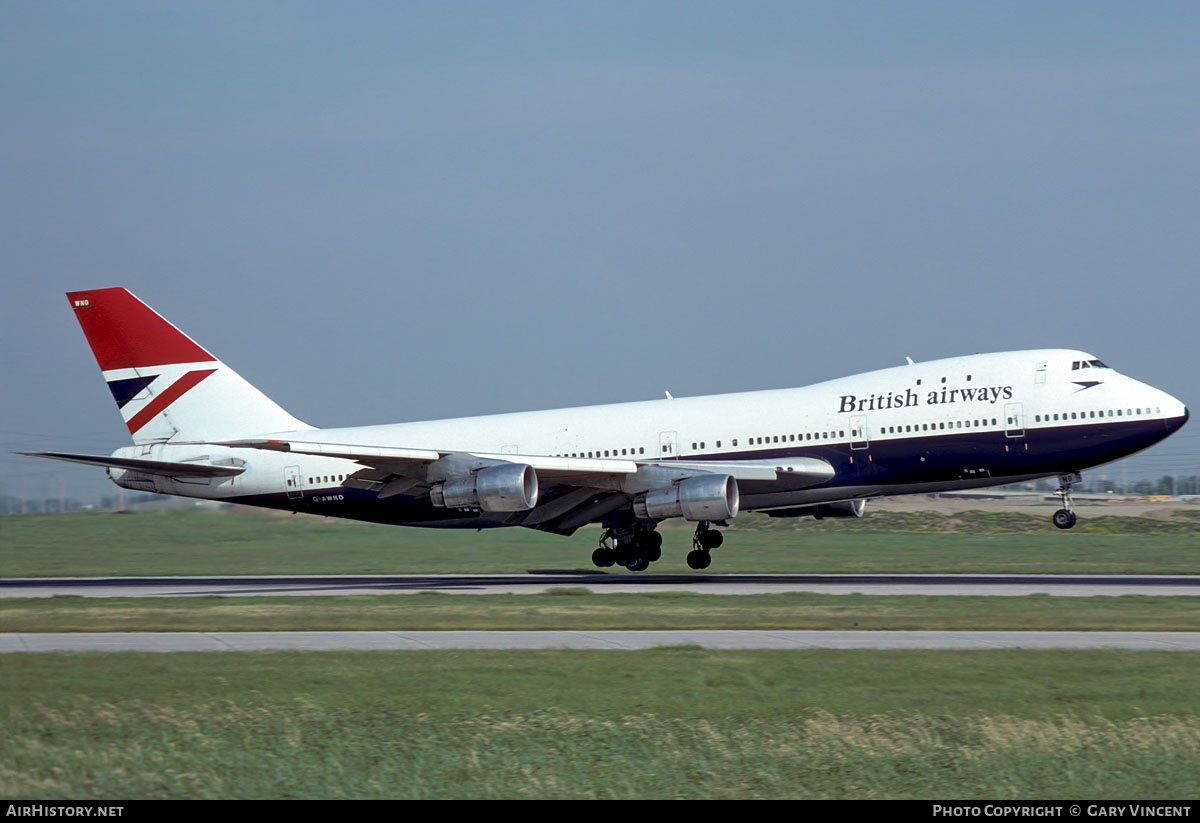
<box><xmin>24</xmin><ymin>288</ymin><xmax>1189</xmax><ymax>570</ymax></box>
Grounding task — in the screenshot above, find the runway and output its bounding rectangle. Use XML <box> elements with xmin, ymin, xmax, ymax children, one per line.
<box><xmin>9</xmin><ymin>574</ymin><xmax>1199</xmax><ymax>653</ymax></box>
<box><xmin>4</xmin><ymin>630</ymin><xmax>1200</xmax><ymax>653</ymax></box>
<box><xmin>3</xmin><ymin>573</ymin><xmax>1200</xmax><ymax>598</ymax></box>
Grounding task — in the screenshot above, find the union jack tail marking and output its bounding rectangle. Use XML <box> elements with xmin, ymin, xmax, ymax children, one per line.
<box><xmin>67</xmin><ymin>288</ymin><xmax>311</xmax><ymax>443</ymax></box>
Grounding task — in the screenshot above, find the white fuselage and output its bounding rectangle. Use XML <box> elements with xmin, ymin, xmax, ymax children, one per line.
<box><xmin>110</xmin><ymin>349</ymin><xmax>1188</xmax><ymax>530</ymax></box>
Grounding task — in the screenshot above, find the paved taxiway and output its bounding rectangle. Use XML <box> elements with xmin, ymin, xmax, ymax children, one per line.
<box><xmin>4</xmin><ymin>630</ymin><xmax>1200</xmax><ymax>653</ymax></box>
<box><xmin>4</xmin><ymin>573</ymin><xmax>1200</xmax><ymax>598</ymax></box>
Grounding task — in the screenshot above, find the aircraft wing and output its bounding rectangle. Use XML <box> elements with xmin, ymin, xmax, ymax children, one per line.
<box><xmin>217</xmin><ymin>437</ymin><xmax>834</xmax><ymax>534</ymax></box>
<box><xmin>219</xmin><ymin>437</ymin><xmax>833</xmax><ymax>483</ymax></box>
<box><xmin>218</xmin><ymin>438</ymin><xmax>640</xmax><ymax>474</ymax></box>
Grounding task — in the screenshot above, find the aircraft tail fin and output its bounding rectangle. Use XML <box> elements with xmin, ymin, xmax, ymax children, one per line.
<box><xmin>67</xmin><ymin>288</ymin><xmax>312</xmax><ymax>444</ymax></box>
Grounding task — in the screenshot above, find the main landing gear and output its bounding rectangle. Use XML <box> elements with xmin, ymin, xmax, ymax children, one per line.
<box><xmin>1052</xmin><ymin>472</ymin><xmax>1081</xmax><ymax>530</ymax></box>
<box><xmin>592</xmin><ymin>526</ymin><xmax>663</xmax><ymax>572</ymax></box>
<box><xmin>686</xmin><ymin>521</ymin><xmax>724</xmax><ymax>570</ymax></box>
<box><xmin>591</xmin><ymin>520</ymin><xmax>727</xmax><ymax>571</ymax></box>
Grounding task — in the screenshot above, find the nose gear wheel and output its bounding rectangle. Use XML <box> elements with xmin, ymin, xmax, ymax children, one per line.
<box><xmin>1053</xmin><ymin>472</ymin><xmax>1081</xmax><ymax>530</ymax></box>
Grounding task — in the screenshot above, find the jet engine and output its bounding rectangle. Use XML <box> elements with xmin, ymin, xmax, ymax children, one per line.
<box><xmin>810</xmin><ymin>500</ymin><xmax>866</xmax><ymax>519</ymax></box>
<box><xmin>429</xmin><ymin>463</ymin><xmax>539</xmax><ymax>512</ymax></box>
<box><xmin>765</xmin><ymin>499</ymin><xmax>867</xmax><ymax>519</ymax></box>
<box><xmin>633</xmin><ymin>474</ymin><xmax>739</xmax><ymax>521</ymax></box>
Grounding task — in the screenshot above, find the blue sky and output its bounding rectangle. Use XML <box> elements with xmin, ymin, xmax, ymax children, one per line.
<box><xmin>2</xmin><ymin>2</ymin><xmax>1198</xmax><ymax>503</ymax></box>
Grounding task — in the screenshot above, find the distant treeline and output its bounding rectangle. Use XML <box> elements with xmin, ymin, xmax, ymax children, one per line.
<box><xmin>734</xmin><ymin>509</ymin><xmax>1200</xmax><ymax>535</ymax></box>
<box><xmin>0</xmin><ymin>493</ymin><xmax>161</xmax><ymax>515</ymax></box>
<box><xmin>1005</xmin><ymin>475</ymin><xmax>1200</xmax><ymax>496</ymax></box>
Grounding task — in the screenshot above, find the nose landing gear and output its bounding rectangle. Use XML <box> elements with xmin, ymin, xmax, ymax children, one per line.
<box><xmin>1052</xmin><ymin>472</ymin><xmax>1081</xmax><ymax>529</ymax></box>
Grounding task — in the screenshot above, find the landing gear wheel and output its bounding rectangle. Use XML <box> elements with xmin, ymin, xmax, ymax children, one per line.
<box><xmin>1052</xmin><ymin>472</ymin><xmax>1082</xmax><ymax>530</ymax></box>
<box><xmin>686</xmin><ymin>550</ymin><xmax>711</xmax><ymax>570</ymax></box>
<box><xmin>592</xmin><ymin>547</ymin><xmax>616</xmax><ymax>567</ymax></box>
<box><xmin>636</xmin><ymin>530</ymin><xmax>663</xmax><ymax>562</ymax></box>
<box><xmin>599</xmin><ymin>525</ymin><xmax>663</xmax><ymax>571</ymax></box>
<box><xmin>1052</xmin><ymin>509</ymin><xmax>1077</xmax><ymax>530</ymax></box>
<box><xmin>692</xmin><ymin>521</ymin><xmax>723</xmax><ymax>551</ymax></box>
<box><xmin>614</xmin><ymin>544</ymin><xmax>637</xmax><ymax>568</ymax></box>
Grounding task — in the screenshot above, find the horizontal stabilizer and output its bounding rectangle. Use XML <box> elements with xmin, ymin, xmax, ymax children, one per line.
<box><xmin>18</xmin><ymin>451</ymin><xmax>245</xmax><ymax>478</ymax></box>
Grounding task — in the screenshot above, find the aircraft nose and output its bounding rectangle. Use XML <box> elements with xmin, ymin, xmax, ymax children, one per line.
<box><xmin>1165</xmin><ymin>404</ymin><xmax>1188</xmax><ymax>435</ymax></box>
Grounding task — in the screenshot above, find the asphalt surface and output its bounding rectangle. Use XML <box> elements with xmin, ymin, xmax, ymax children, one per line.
<box><xmin>4</xmin><ymin>629</ymin><xmax>1200</xmax><ymax>653</ymax></box>
<box><xmin>3</xmin><ymin>573</ymin><xmax>1200</xmax><ymax>598</ymax></box>
<box><xmin>8</xmin><ymin>573</ymin><xmax>1198</xmax><ymax>653</ymax></box>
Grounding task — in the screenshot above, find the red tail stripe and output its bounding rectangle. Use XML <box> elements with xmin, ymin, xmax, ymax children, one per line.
<box><xmin>126</xmin><ymin>369</ymin><xmax>217</xmax><ymax>435</ymax></box>
<box><xmin>67</xmin><ymin>288</ymin><xmax>215</xmax><ymax>371</ymax></box>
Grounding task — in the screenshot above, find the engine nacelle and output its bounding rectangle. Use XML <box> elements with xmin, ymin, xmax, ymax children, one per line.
<box><xmin>766</xmin><ymin>499</ymin><xmax>867</xmax><ymax>520</ymax></box>
<box><xmin>633</xmin><ymin>474</ymin><xmax>739</xmax><ymax>521</ymax></box>
<box><xmin>429</xmin><ymin>463</ymin><xmax>539</xmax><ymax>512</ymax></box>
<box><xmin>811</xmin><ymin>500</ymin><xmax>866</xmax><ymax>519</ymax></box>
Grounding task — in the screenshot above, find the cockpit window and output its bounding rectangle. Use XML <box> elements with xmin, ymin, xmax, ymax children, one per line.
<box><xmin>1072</xmin><ymin>359</ymin><xmax>1110</xmax><ymax>370</ymax></box>
<box><xmin>1088</xmin><ymin>359</ymin><xmax>1108</xmax><ymax>368</ymax></box>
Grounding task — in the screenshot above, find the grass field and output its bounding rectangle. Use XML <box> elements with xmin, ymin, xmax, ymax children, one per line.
<box><xmin>3</xmin><ymin>508</ymin><xmax>1200</xmax><ymax>576</ymax></box>
<box><xmin>3</xmin><ymin>510</ymin><xmax>1198</xmax><ymax>799</ymax></box>
<box><xmin>3</xmin><ymin>650</ymin><xmax>1198</xmax><ymax>799</ymax></box>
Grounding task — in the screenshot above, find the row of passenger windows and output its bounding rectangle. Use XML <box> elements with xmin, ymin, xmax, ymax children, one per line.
<box><xmin>883</xmin><ymin>419</ymin><xmax>997</xmax><ymax>433</ymax></box>
<box><xmin>741</xmin><ymin>432</ymin><xmax>844</xmax><ymax>446</ymax></box>
<box><xmin>554</xmin><ymin>447</ymin><xmax>647</xmax><ymax>459</ymax></box>
<box><xmin>556</xmin><ymin>418</ymin><xmax>1004</xmax><ymax>458</ymax></box>
<box><xmin>554</xmin><ymin>430</ymin><xmax>854</xmax><ymax>459</ymax></box>
<box><xmin>554</xmin><ymin>418</ymin><xmax>988</xmax><ymax>459</ymax></box>
<box><xmin>308</xmin><ymin>474</ymin><xmax>348</xmax><ymax>484</ymax></box>
<box><xmin>539</xmin><ymin>404</ymin><xmax>1164</xmax><ymax>461</ymax></box>
<box><xmin>1036</xmin><ymin>407</ymin><xmax>1157</xmax><ymax>422</ymax></box>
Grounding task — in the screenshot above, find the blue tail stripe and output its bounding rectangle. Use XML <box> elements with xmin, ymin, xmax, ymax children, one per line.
<box><xmin>107</xmin><ymin>375</ymin><xmax>157</xmax><ymax>408</ymax></box>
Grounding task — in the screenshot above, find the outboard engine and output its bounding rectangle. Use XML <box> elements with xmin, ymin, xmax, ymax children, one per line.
<box><xmin>765</xmin><ymin>499</ymin><xmax>867</xmax><ymax>519</ymax></box>
<box><xmin>809</xmin><ymin>499</ymin><xmax>866</xmax><ymax>519</ymax></box>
